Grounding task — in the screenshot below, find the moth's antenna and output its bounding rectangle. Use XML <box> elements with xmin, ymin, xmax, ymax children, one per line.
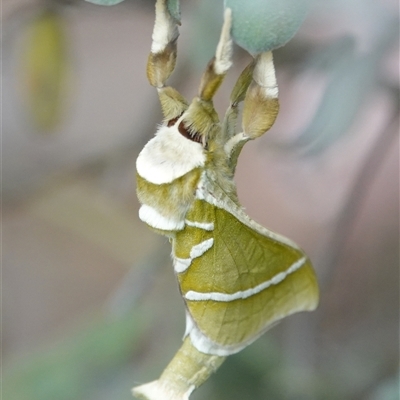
<box><xmin>198</xmin><ymin>8</ymin><xmax>233</xmax><ymax>101</ymax></box>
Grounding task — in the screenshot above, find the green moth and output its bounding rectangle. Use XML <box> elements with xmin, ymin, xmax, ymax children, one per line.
<box><xmin>133</xmin><ymin>1</ymin><xmax>319</xmax><ymax>399</ymax></box>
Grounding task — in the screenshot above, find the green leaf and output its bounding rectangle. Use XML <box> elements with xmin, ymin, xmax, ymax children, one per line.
<box><xmin>167</xmin><ymin>0</ymin><xmax>181</xmax><ymax>24</ymax></box>
<box><xmin>85</xmin><ymin>0</ymin><xmax>126</xmax><ymax>5</ymax></box>
<box><xmin>224</xmin><ymin>0</ymin><xmax>314</xmax><ymax>54</ymax></box>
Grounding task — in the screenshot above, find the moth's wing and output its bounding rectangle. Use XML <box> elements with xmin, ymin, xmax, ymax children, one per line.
<box><xmin>175</xmin><ymin>199</ymin><xmax>319</xmax><ymax>355</ymax></box>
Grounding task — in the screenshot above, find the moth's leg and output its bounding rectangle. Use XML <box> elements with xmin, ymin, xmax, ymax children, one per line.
<box><xmin>182</xmin><ymin>8</ymin><xmax>233</xmax><ymax>144</ymax></box>
<box><xmin>197</xmin><ymin>8</ymin><xmax>233</xmax><ymax>102</ymax></box>
<box><xmin>224</xmin><ymin>52</ymin><xmax>280</xmax><ymax>170</ymax></box>
<box><xmin>147</xmin><ymin>0</ymin><xmax>188</xmax><ymax>122</ymax></box>
<box><xmin>243</xmin><ymin>51</ymin><xmax>279</xmax><ymax>138</ymax></box>
<box><xmin>221</xmin><ymin>60</ymin><xmax>256</xmax><ymax>145</ymax></box>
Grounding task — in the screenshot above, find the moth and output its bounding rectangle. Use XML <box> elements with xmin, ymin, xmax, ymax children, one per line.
<box><xmin>133</xmin><ymin>1</ymin><xmax>319</xmax><ymax>399</ymax></box>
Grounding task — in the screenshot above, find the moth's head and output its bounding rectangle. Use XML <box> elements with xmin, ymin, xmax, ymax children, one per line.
<box><xmin>159</xmin><ymin>86</ymin><xmax>220</xmax><ymax>151</ymax></box>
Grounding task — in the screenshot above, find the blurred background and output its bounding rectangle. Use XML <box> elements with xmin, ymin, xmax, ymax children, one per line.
<box><xmin>2</xmin><ymin>0</ymin><xmax>399</xmax><ymax>399</ymax></box>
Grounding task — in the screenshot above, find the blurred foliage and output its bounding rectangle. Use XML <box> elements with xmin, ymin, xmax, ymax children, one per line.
<box><xmin>4</xmin><ymin>311</ymin><xmax>149</xmax><ymax>400</ymax></box>
<box><xmin>19</xmin><ymin>7</ymin><xmax>70</xmax><ymax>132</ymax></box>
<box><xmin>367</xmin><ymin>376</ymin><xmax>400</xmax><ymax>400</ymax></box>
<box><xmin>282</xmin><ymin>18</ymin><xmax>399</xmax><ymax>155</ymax></box>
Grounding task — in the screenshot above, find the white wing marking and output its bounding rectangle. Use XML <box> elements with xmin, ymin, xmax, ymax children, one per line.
<box><xmin>185</xmin><ymin>220</ymin><xmax>214</xmax><ymax>231</ymax></box>
<box><xmin>174</xmin><ymin>238</ymin><xmax>214</xmax><ymax>273</ymax></box>
<box><xmin>185</xmin><ymin>257</ymin><xmax>306</xmax><ymax>301</ymax></box>
<box><xmin>174</xmin><ymin>258</ymin><xmax>192</xmax><ymax>273</ymax></box>
<box><xmin>190</xmin><ymin>238</ymin><xmax>214</xmax><ymax>258</ymax></box>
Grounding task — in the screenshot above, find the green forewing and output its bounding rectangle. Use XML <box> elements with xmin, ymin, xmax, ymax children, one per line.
<box><xmin>175</xmin><ymin>199</ymin><xmax>318</xmax><ymax>347</ymax></box>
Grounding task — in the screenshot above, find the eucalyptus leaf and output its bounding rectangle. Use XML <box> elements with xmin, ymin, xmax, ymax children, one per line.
<box><xmin>167</xmin><ymin>0</ymin><xmax>181</xmax><ymax>24</ymax></box>
<box><xmin>283</xmin><ymin>17</ymin><xmax>398</xmax><ymax>155</ymax></box>
<box><xmin>225</xmin><ymin>0</ymin><xmax>314</xmax><ymax>54</ymax></box>
<box><xmin>297</xmin><ymin>55</ymin><xmax>375</xmax><ymax>155</ymax></box>
<box><xmin>85</xmin><ymin>0</ymin><xmax>126</xmax><ymax>6</ymax></box>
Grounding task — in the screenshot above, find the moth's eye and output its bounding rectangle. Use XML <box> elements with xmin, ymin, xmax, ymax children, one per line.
<box><xmin>167</xmin><ymin>116</ymin><xmax>180</xmax><ymax>127</ymax></box>
<box><xmin>178</xmin><ymin>121</ymin><xmax>203</xmax><ymax>145</ymax></box>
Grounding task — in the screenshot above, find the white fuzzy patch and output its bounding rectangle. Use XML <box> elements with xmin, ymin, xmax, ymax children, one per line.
<box><xmin>139</xmin><ymin>204</ymin><xmax>184</xmax><ymax>231</ymax></box>
<box><xmin>254</xmin><ymin>51</ymin><xmax>278</xmax><ymax>98</ymax></box>
<box><xmin>136</xmin><ymin>125</ymin><xmax>205</xmax><ymax>185</ymax></box>
<box><xmin>185</xmin><ymin>257</ymin><xmax>306</xmax><ymax>302</ymax></box>
<box><xmin>190</xmin><ymin>238</ymin><xmax>214</xmax><ymax>259</ymax></box>
<box><xmin>151</xmin><ymin>0</ymin><xmax>179</xmax><ymax>54</ymax></box>
<box><xmin>174</xmin><ymin>257</ymin><xmax>192</xmax><ymax>273</ymax></box>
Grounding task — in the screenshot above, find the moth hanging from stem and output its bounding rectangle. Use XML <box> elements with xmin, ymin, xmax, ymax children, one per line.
<box><xmin>133</xmin><ymin>1</ymin><xmax>319</xmax><ymax>399</ymax></box>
